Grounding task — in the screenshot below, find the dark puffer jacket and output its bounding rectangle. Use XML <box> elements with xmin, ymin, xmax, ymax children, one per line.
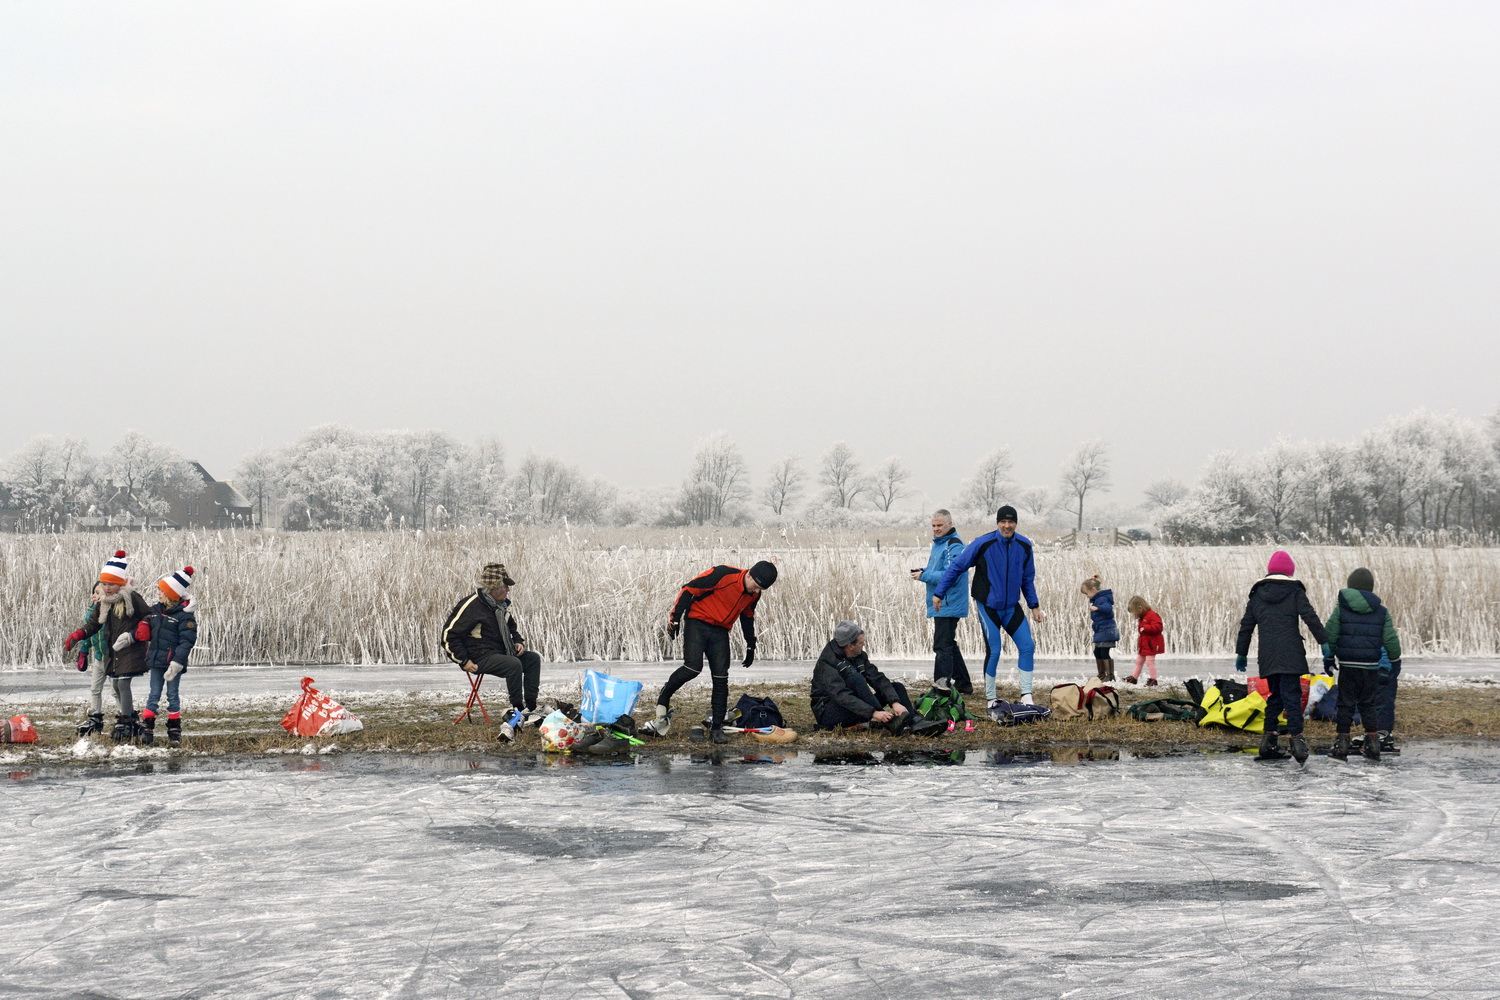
<box><xmin>440</xmin><ymin>589</ymin><xmax>526</xmax><ymax>665</ymax></box>
<box><xmin>810</xmin><ymin>641</ymin><xmax>900</xmax><ymax>724</ymax></box>
<box><xmin>76</xmin><ymin>590</ymin><xmax>152</xmax><ymax>678</ymax></box>
<box><xmin>1235</xmin><ymin>576</ymin><xmax>1330</xmax><ymax>676</ymax></box>
<box><xmin>1089</xmin><ymin>589</ymin><xmax>1120</xmax><ymax>645</ymax></box>
<box><xmin>144</xmin><ymin>601</ymin><xmax>198</xmax><ymax>673</ymax></box>
<box><xmin>1324</xmin><ymin>589</ymin><xmax>1402</xmax><ymax>670</ymax></box>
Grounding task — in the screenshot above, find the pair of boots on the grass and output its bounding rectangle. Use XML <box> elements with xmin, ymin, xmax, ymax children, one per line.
<box><xmin>1258</xmin><ymin>728</ymin><xmax>1396</xmax><ymax>763</ymax></box>
<box><xmin>78</xmin><ymin>709</ymin><xmax>182</xmax><ymax>745</ymax></box>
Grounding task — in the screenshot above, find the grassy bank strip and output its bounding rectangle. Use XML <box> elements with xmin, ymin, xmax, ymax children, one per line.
<box><xmin>3</xmin><ymin>681</ymin><xmax>1498</xmax><ymax>764</ymax></box>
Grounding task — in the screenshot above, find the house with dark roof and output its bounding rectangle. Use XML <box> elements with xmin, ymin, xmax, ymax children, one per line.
<box><xmin>166</xmin><ymin>462</ymin><xmax>255</xmax><ymax>529</ymax></box>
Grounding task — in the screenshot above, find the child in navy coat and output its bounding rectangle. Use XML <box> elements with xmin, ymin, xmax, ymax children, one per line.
<box><xmin>1080</xmin><ymin>575</ymin><xmax>1119</xmax><ymax>682</ymax></box>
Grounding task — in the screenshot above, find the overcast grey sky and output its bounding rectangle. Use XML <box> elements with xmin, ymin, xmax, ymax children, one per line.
<box><xmin>3</xmin><ymin>1</ymin><xmax>1497</xmax><ymax>506</ymax></box>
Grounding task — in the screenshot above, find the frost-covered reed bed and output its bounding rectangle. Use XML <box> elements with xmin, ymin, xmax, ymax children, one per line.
<box><xmin>2</xmin><ymin>527</ymin><xmax>1497</xmax><ymax>665</ymax></box>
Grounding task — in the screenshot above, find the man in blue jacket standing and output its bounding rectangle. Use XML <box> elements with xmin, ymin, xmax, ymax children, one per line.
<box><xmin>933</xmin><ymin>505</ymin><xmax>1045</xmax><ymax>704</ymax></box>
<box><xmin>911</xmin><ymin>509</ymin><xmax>973</xmax><ymax>693</ymax></box>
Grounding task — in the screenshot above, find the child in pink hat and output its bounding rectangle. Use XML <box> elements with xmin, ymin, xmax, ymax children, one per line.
<box><xmin>1233</xmin><ymin>550</ymin><xmax>1329</xmax><ymax>763</ymax></box>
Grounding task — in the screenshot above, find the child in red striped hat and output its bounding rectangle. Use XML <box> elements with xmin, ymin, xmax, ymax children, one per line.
<box><xmin>141</xmin><ymin>566</ymin><xmax>199</xmax><ymax>746</ymax></box>
<box><xmin>65</xmin><ymin>549</ymin><xmax>153</xmax><ymax>741</ymax></box>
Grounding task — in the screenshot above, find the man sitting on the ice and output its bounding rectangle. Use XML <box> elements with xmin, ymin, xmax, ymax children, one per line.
<box><xmin>810</xmin><ymin>621</ymin><xmax>938</xmax><ymax>734</ymax></box>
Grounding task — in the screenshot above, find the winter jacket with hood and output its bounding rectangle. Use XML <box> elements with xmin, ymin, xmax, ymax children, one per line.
<box><xmin>76</xmin><ymin>589</ymin><xmax>152</xmax><ymax>678</ymax></box>
<box><xmin>1088</xmin><ymin>589</ymin><xmax>1120</xmax><ymax>645</ymax></box>
<box><xmin>1323</xmin><ymin>589</ymin><xmax>1402</xmax><ymax>670</ymax></box>
<box><xmin>1136</xmin><ymin>608</ymin><xmax>1165</xmax><ymax>656</ymax></box>
<box><xmin>919</xmin><ymin>530</ymin><xmax>969</xmax><ymax>619</ymax></box>
<box><xmin>144</xmin><ymin>600</ymin><xmax>198</xmax><ymax>674</ymax></box>
<box><xmin>935</xmin><ymin>530</ymin><xmax>1039</xmax><ymax>613</ymax></box>
<box><xmin>810</xmin><ymin>640</ymin><xmax>900</xmax><ymax>724</ymax></box>
<box><xmin>1235</xmin><ymin>576</ymin><xmax>1330</xmax><ymax>676</ymax></box>
<box><xmin>441</xmin><ymin>588</ymin><xmax>527</xmax><ymax>665</ymax></box>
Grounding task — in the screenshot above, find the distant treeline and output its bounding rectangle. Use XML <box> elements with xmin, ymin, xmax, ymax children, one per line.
<box><xmin>2</xmin><ymin>406</ymin><xmax>1498</xmax><ymax>539</ymax></box>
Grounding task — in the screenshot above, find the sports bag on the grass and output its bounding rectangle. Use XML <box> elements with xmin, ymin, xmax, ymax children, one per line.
<box><xmin>989</xmin><ymin>699</ymin><xmax>1052</xmax><ymax>726</ymax></box>
<box><xmin>1195</xmin><ymin>685</ymin><xmax>1266</xmax><ymax>733</ymax></box>
<box><xmin>1050</xmin><ymin>681</ymin><xmax>1120</xmax><ymax>720</ymax></box>
<box><xmin>1126</xmin><ymin>698</ymin><xmax>1200</xmax><ymax>722</ymax></box>
<box><xmin>280</xmin><ymin>677</ymin><xmax>364</xmax><ymax>737</ymax></box>
<box><xmin>579</xmin><ymin>669</ymin><xmax>644</xmax><ymax>724</ymax></box>
<box><xmin>916</xmin><ymin>684</ymin><xmax>969</xmax><ymax>723</ymax></box>
<box><xmin>731</xmin><ymin>695</ymin><xmax>784</xmax><ymax>730</ymax></box>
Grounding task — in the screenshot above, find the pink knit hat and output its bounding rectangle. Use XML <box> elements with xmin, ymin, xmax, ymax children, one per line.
<box><xmin>1267</xmin><ymin>550</ymin><xmax>1295</xmax><ymax>576</ymax></box>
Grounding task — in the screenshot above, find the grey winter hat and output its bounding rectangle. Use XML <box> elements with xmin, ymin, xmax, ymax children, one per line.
<box><xmin>833</xmin><ymin>620</ymin><xmax>863</xmax><ymax>646</ymax></box>
<box><xmin>1347</xmin><ymin>567</ymin><xmax>1375</xmax><ymax>592</ymax></box>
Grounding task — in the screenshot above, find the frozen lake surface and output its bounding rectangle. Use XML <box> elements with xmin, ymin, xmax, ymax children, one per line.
<box><xmin>4</xmin><ymin>743</ymin><xmax>1500</xmax><ymax>998</ymax></box>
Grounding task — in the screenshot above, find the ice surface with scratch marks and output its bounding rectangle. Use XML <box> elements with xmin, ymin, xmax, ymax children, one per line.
<box><xmin>3</xmin><ymin>746</ymin><xmax>1500</xmax><ymax>999</ymax></box>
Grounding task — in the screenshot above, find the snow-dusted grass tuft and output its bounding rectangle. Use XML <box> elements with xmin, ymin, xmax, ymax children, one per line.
<box><xmin>3</xmin><ymin>527</ymin><xmax>1498</xmax><ymax>665</ymax></box>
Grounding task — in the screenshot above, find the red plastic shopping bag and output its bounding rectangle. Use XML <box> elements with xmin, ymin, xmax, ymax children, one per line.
<box><xmin>280</xmin><ymin>677</ymin><xmax>364</xmax><ymax>737</ymax></box>
<box><xmin>3</xmin><ymin>715</ymin><xmax>38</xmax><ymax>743</ymax></box>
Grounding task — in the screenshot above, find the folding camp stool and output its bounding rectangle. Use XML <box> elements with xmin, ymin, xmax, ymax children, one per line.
<box><xmin>455</xmin><ymin>670</ymin><xmax>491</xmax><ymax>724</ymax></box>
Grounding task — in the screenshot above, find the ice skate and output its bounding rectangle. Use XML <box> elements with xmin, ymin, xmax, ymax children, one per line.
<box><xmin>1379</xmin><ymin>732</ymin><xmax>1400</xmax><ymax>754</ymax></box>
<box><xmin>1256</xmin><ymin>733</ymin><xmax>1290</xmax><ymax>761</ymax></box>
<box><xmin>140</xmin><ymin>712</ymin><xmax>156</xmax><ymax>746</ymax></box>
<box><xmin>166</xmin><ymin>715</ymin><xmax>182</xmax><ymax>746</ymax></box>
<box><xmin>522</xmin><ymin>707</ymin><xmax>549</xmax><ymax>728</ymax></box>
<box><xmin>1289</xmin><ymin>734</ymin><xmax>1309</xmax><ymax>764</ymax></box>
<box><xmin>1361</xmin><ymin>731</ymin><xmax>1381</xmax><ymax>761</ymax></box>
<box><xmin>689</xmin><ymin>722</ymin><xmax>706</xmax><ymax>742</ymax></box>
<box><xmin>710</xmin><ymin>726</ymin><xmax>729</xmax><ymax>745</ymax></box>
<box><xmin>110</xmin><ymin>714</ymin><xmax>133</xmax><ymax>743</ymax></box>
<box><xmin>76</xmin><ymin>712</ymin><xmax>104</xmax><ymax>737</ymax></box>
<box><xmin>639</xmin><ymin>706</ymin><xmax>672</xmax><ymax>738</ymax></box>
<box><xmin>1330</xmin><ymin>733</ymin><xmax>1352</xmax><ymax>760</ymax></box>
<box><xmin>497</xmin><ymin>708</ymin><xmax>524</xmax><ymax>743</ymax></box>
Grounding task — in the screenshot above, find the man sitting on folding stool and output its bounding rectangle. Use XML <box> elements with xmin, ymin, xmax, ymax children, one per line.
<box><xmin>441</xmin><ymin>562</ymin><xmax>544</xmax><ymax>742</ymax></box>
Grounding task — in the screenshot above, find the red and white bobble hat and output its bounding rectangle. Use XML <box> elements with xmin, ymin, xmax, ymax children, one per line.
<box><xmin>99</xmin><ymin>550</ymin><xmax>129</xmax><ymax>585</ymax></box>
<box><xmin>158</xmin><ymin>566</ymin><xmax>195</xmax><ymax>603</ymax></box>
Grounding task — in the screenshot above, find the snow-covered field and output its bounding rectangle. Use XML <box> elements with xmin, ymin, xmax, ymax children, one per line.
<box><xmin>4</xmin><ymin>742</ymin><xmax>1499</xmax><ymax>999</ymax></box>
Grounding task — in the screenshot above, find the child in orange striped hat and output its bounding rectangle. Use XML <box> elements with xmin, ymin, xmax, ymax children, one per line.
<box><xmin>65</xmin><ymin>549</ymin><xmax>153</xmax><ymax>741</ymax></box>
<box><xmin>140</xmin><ymin>566</ymin><xmax>199</xmax><ymax>746</ymax></box>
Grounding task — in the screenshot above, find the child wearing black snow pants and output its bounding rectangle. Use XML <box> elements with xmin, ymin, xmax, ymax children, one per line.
<box><xmin>1322</xmin><ymin>567</ymin><xmax>1402</xmax><ymax>761</ymax></box>
<box><xmin>1235</xmin><ymin>550</ymin><xmax>1330</xmax><ymax>764</ymax></box>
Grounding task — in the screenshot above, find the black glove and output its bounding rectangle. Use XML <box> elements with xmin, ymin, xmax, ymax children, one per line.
<box><xmin>742</xmin><ymin>645</ymin><xmax>755</xmax><ymax>669</ymax></box>
<box><xmin>1322</xmin><ymin>655</ymin><xmax>1336</xmax><ymax>674</ymax></box>
<box><xmin>666</xmin><ymin>620</ymin><xmax>679</xmax><ymax>641</ymax></box>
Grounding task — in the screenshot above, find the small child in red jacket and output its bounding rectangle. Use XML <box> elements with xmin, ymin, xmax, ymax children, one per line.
<box><xmin>1125</xmin><ymin>595</ymin><xmax>1164</xmax><ymax>686</ymax></box>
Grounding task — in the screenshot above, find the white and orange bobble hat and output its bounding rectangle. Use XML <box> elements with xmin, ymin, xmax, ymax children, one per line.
<box><xmin>158</xmin><ymin>566</ymin><xmax>195</xmax><ymax>603</ymax></box>
<box><xmin>99</xmin><ymin>550</ymin><xmax>129</xmax><ymax>585</ymax></box>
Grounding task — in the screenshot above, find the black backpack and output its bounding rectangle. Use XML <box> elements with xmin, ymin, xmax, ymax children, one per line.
<box><xmin>1215</xmin><ymin>679</ymin><xmax>1250</xmax><ymax>704</ymax></box>
<box><xmin>732</xmin><ymin>695</ymin><xmax>784</xmax><ymax>730</ymax></box>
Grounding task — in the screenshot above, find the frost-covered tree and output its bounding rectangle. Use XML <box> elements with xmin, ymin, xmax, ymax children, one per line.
<box><xmin>679</xmin><ymin>432</ymin><xmax>749</xmax><ymax>525</ymax></box>
<box><xmin>233</xmin><ymin>448</ymin><xmax>281</xmax><ymax>528</ymax></box>
<box><xmin>960</xmin><ymin>448</ymin><xmax>1013</xmax><ymax>517</ymax></box>
<box><xmin>505</xmin><ymin>453</ymin><xmax>615</xmax><ymax>524</ymax></box>
<box><xmin>1142</xmin><ymin>478</ymin><xmax>1188</xmax><ymax>512</ymax></box>
<box><xmin>1247</xmin><ymin>438</ymin><xmax>1314</xmax><ymax>537</ymax></box>
<box><xmin>1017</xmin><ymin>487</ymin><xmax>1052</xmax><ymax>519</ymax></box>
<box><xmin>762</xmin><ymin>456</ymin><xmax>805</xmax><ymax>516</ymax></box>
<box><xmin>867</xmin><ymin>457</ymin><xmax>912</xmax><ymax>512</ymax></box>
<box><xmin>102</xmin><ymin>431</ymin><xmax>198</xmax><ymax>520</ymax></box>
<box><xmin>818</xmin><ymin>442</ymin><xmax>866</xmax><ymax>509</ymax></box>
<box><xmin>1058</xmin><ymin>439</ymin><xmax>1112</xmax><ymax>531</ymax></box>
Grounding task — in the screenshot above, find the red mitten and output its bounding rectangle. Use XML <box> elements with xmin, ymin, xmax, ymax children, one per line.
<box><xmin>134</xmin><ymin>620</ymin><xmax>151</xmax><ymax>642</ymax></box>
<box><xmin>64</xmin><ymin>629</ymin><xmax>85</xmax><ymax>652</ymax></box>
<box><xmin>76</xmin><ymin>650</ymin><xmax>88</xmax><ymax>671</ymax></box>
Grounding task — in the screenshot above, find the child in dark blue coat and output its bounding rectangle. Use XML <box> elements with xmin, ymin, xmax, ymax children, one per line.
<box><xmin>1080</xmin><ymin>575</ymin><xmax>1119</xmax><ymax>682</ymax></box>
<box><xmin>142</xmin><ymin>566</ymin><xmax>199</xmax><ymax>746</ymax></box>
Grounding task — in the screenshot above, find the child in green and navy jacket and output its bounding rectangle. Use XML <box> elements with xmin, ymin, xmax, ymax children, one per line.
<box><xmin>1322</xmin><ymin>566</ymin><xmax>1401</xmax><ymax>761</ymax></box>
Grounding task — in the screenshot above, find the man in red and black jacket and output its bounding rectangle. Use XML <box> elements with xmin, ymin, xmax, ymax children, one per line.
<box><xmin>641</xmin><ymin>560</ymin><xmax>778</xmax><ymax>744</ymax></box>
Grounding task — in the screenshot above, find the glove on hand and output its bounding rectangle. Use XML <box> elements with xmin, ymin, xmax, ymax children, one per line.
<box><xmin>134</xmin><ymin>620</ymin><xmax>151</xmax><ymax>642</ymax></box>
<box><xmin>666</xmin><ymin>620</ymin><xmax>680</xmax><ymax>641</ymax></box>
<box><xmin>165</xmin><ymin>661</ymin><xmax>186</xmax><ymax>682</ymax></box>
<box><xmin>64</xmin><ymin>629</ymin><xmax>85</xmax><ymax>653</ymax></box>
<box><xmin>112</xmin><ymin>631</ymin><xmax>134</xmax><ymax>652</ymax></box>
<box><xmin>76</xmin><ymin>650</ymin><xmax>89</xmax><ymax>672</ymax></box>
<box><xmin>1323</xmin><ymin>655</ymin><xmax>1337</xmax><ymax>673</ymax></box>
<box><xmin>1234</xmin><ymin>654</ymin><xmax>1248</xmax><ymax>673</ymax></box>
<box><xmin>742</xmin><ymin>645</ymin><xmax>755</xmax><ymax>669</ymax></box>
